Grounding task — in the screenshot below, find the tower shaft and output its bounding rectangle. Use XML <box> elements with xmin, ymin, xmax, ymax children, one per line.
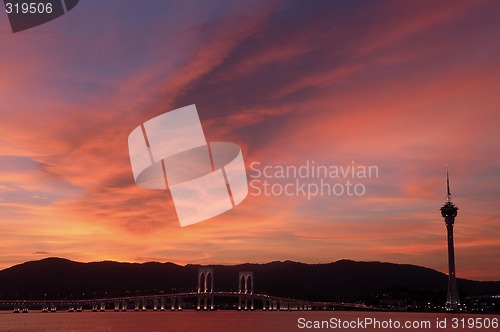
<box><xmin>445</xmin><ymin>219</ymin><xmax>459</xmax><ymax>310</ymax></box>
<box><xmin>440</xmin><ymin>169</ymin><xmax>460</xmax><ymax>311</ymax></box>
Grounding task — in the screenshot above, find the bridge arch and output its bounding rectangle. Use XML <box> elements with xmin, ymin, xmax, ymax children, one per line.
<box><xmin>197</xmin><ymin>268</ymin><xmax>215</xmax><ymax>310</ymax></box>
<box><xmin>238</xmin><ymin>271</ymin><xmax>254</xmax><ymax>310</ymax></box>
<box><xmin>238</xmin><ymin>271</ymin><xmax>253</xmax><ymax>294</ymax></box>
<box><xmin>197</xmin><ymin>268</ymin><xmax>214</xmax><ymax>293</ymax></box>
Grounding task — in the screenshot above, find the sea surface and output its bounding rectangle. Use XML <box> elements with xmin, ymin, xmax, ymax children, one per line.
<box><xmin>0</xmin><ymin>311</ymin><xmax>499</xmax><ymax>331</ymax></box>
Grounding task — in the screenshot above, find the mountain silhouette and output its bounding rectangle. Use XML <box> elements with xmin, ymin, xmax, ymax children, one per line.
<box><xmin>0</xmin><ymin>258</ymin><xmax>498</xmax><ymax>302</ymax></box>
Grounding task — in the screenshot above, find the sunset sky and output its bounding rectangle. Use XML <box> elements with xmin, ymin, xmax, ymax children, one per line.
<box><xmin>1</xmin><ymin>0</ymin><xmax>499</xmax><ymax>281</ymax></box>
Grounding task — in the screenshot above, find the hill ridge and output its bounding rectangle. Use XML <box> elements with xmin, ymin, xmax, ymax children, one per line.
<box><xmin>1</xmin><ymin>257</ymin><xmax>499</xmax><ymax>302</ymax></box>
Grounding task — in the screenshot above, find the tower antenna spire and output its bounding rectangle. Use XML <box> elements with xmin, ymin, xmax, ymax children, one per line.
<box><xmin>446</xmin><ymin>165</ymin><xmax>451</xmax><ymax>202</ymax></box>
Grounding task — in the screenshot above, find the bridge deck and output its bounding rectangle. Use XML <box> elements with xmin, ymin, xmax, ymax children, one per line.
<box><xmin>0</xmin><ymin>292</ymin><xmax>372</xmax><ymax>310</ymax></box>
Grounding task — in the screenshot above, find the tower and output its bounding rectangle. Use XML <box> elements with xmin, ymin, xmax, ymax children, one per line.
<box><xmin>440</xmin><ymin>169</ymin><xmax>460</xmax><ymax>311</ymax></box>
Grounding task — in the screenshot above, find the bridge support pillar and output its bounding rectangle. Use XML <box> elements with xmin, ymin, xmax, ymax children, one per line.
<box><xmin>134</xmin><ymin>301</ymin><xmax>140</xmax><ymax>311</ymax></box>
<box><xmin>196</xmin><ymin>296</ymin><xmax>201</xmax><ymax>310</ymax></box>
<box><xmin>171</xmin><ymin>297</ymin><xmax>182</xmax><ymax>311</ymax></box>
<box><xmin>178</xmin><ymin>297</ymin><xmax>183</xmax><ymax>311</ymax></box>
<box><xmin>153</xmin><ymin>299</ymin><xmax>158</xmax><ymax>311</ymax></box>
<box><xmin>197</xmin><ymin>296</ymin><xmax>213</xmax><ymax>310</ymax></box>
<box><xmin>238</xmin><ymin>297</ymin><xmax>250</xmax><ymax>310</ymax></box>
<box><xmin>114</xmin><ymin>302</ymin><xmax>120</xmax><ymax>311</ymax></box>
<box><xmin>141</xmin><ymin>299</ymin><xmax>147</xmax><ymax>311</ymax></box>
<box><xmin>100</xmin><ymin>303</ymin><xmax>106</xmax><ymax>312</ymax></box>
<box><xmin>121</xmin><ymin>301</ymin><xmax>127</xmax><ymax>311</ymax></box>
<box><xmin>160</xmin><ymin>298</ymin><xmax>165</xmax><ymax>311</ymax></box>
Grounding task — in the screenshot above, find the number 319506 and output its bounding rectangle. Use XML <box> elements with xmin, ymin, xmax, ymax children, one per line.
<box><xmin>5</xmin><ymin>2</ymin><xmax>53</xmax><ymax>14</ymax></box>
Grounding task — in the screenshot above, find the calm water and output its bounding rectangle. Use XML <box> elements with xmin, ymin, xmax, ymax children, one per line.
<box><xmin>0</xmin><ymin>311</ymin><xmax>498</xmax><ymax>331</ymax></box>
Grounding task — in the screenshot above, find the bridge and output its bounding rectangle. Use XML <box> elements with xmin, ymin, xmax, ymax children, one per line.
<box><xmin>0</xmin><ymin>269</ymin><xmax>373</xmax><ymax>313</ymax></box>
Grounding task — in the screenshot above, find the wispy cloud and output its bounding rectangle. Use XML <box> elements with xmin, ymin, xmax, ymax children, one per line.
<box><xmin>32</xmin><ymin>251</ymin><xmax>51</xmax><ymax>255</ymax></box>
